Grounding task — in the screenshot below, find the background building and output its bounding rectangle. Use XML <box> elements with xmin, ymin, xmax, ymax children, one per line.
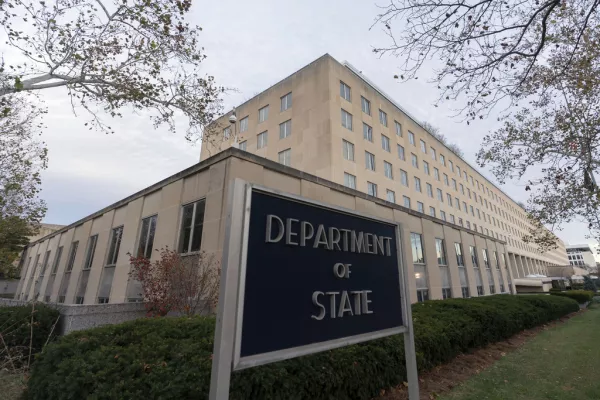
<box><xmin>566</xmin><ymin>244</ymin><xmax>596</xmax><ymax>269</ymax></box>
<box><xmin>201</xmin><ymin>54</ymin><xmax>568</xmax><ymax>279</ymax></box>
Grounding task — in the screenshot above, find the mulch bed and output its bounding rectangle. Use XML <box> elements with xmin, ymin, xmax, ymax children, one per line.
<box><xmin>377</xmin><ymin>310</ymin><xmax>584</xmax><ymax>400</ymax></box>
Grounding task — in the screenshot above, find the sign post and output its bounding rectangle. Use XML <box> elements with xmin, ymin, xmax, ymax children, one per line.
<box><xmin>209</xmin><ymin>179</ymin><xmax>419</xmax><ymax>399</ymax></box>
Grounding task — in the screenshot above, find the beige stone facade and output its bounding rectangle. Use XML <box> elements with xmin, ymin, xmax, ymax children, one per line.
<box><xmin>18</xmin><ymin>150</ymin><xmax>518</xmax><ymax>304</ymax></box>
<box><xmin>201</xmin><ymin>54</ymin><xmax>567</xmax><ymax>278</ymax></box>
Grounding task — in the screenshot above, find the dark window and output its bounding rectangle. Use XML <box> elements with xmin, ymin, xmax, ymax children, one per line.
<box><xmin>179</xmin><ymin>199</ymin><xmax>206</xmax><ymax>254</ymax></box>
<box><xmin>106</xmin><ymin>226</ymin><xmax>123</xmax><ymax>266</ymax></box>
<box><xmin>137</xmin><ymin>215</ymin><xmax>157</xmax><ymax>259</ymax></box>
<box><xmin>417</xmin><ymin>289</ymin><xmax>429</xmax><ymax>302</ymax></box>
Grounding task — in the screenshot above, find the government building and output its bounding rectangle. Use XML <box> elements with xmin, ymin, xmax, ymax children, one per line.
<box><xmin>15</xmin><ymin>54</ymin><xmax>568</xmax><ymax>306</ymax></box>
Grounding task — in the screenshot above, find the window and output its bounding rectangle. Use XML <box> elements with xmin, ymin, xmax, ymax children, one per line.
<box><xmin>361</xmin><ymin>96</ymin><xmax>371</xmax><ymax>115</ymax></box>
<box><xmin>449</xmin><ymin>160</ymin><xmax>454</xmax><ymax>172</ymax></box>
<box><xmin>384</xmin><ymin>161</ymin><xmax>393</xmax><ymax>179</ymax></box>
<box><xmin>341</xmin><ymin>109</ymin><xmax>353</xmax><ymax>130</ymax></box>
<box><xmin>342</xmin><ymin>140</ymin><xmax>355</xmax><ymax>161</ymax></box>
<box><xmin>440</xmin><ymin>154</ymin><xmax>446</xmax><ymax>165</ymax></box>
<box><xmin>48</xmin><ymin>247</ymin><xmax>63</xmax><ymax>276</ymax></box>
<box><xmin>423</xmin><ymin>161</ymin><xmax>430</xmax><ymax>175</ymax></box>
<box><xmin>458</xmin><ymin>217</ymin><xmax>463</xmax><ymax>226</ymax></box>
<box><xmin>420</xmin><ymin>139</ymin><xmax>427</xmax><ymax>153</ymax></box>
<box><xmin>466</xmin><ymin>221</ymin><xmax>471</xmax><ymax>229</ymax></box>
<box><xmin>437</xmin><ymin>188</ymin><xmax>443</xmax><ymax>201</ymax></box>
<box><xmin>397</xmin><ymin>144</ymin><xmax>405</xmax><ymax>160</ymax></box>
<box><xmin>467</xmin><ymin>189</ymin><xmax>471</xmax><ymax>199</ymax></box>
<box><xmin>411</xmin><ymin>233</ymin><xmax>428</xmax><ymax>302</ymax></box>
<box><xmin>281</xmin><ymin>92</ymin><xmax>292</xmax><ymax>111</ymax></box>
<box><xmin>470</xmin><ymin>205</ymin><xmax>474</xmax><ymax>216</ymax></box>
<box><xmin>179</xmin><ymin>199</ymin><xmax>206</xmax><ymax>254</ymax></box>
<box><xmin>411</xmin><ymin>153</ymin><xmax>418</xmax><ymax>168</ymax></box>
<box><xmin>440</xmin><ymin>210</ymin><xmax>446</xmax><ymax>221</ymax></box>
<box><xmin>431</xmin><ymin>148</ymin><xmax>437</xmax><ymax>161</ymax></box>
<box><xmin>470</xmin><ymin>246</ymin><xmax>484</xmax><ymax>296</ymax></box>
<box><xmin>395</xmin><ymin>121</ymin><xmax>402</xmax><ymax>136</ymax></box>
<box><xmin>365</xmin><ymin>151</ymin><xmax>376</xmax><ymax>171</ymax></box>
<box><xmin>278</xmin><ymin>148</ymin><xmax>291</xmax><ymax>166</ymax></box>
<box><xmin>387</xmin><ymin>190</ymin><xmax>396</xmax><ymax>203</ymax></box>
<box><xmin>367</xmin><ymin>182</ymin><xmax>378</xmax><ymax>197</ymax></box>
<box><xmin>443</xmin><ymin>173</ymin><xmax>449</xmax><ymax>186</ymax></box>
<box><xmin>417</xmin><ymin>201</ymin><xmax>424</xmax><ymax>213</ymax></box>
<box><xmin>403</xmin><ymin>196</ymin><xmax>411</xmax><ymax>208</ymax></box>
<box><xmin>463</xmin><ymin>201</ymin><xmax>467</xmax><ymax>213</ymax></box>
<box><xmin>470</xmin><ymin>176</ymin><xmax>474</xmax><ymax>185</ymax></box>
<box><xmin>379</xmin><ymin>109</ymin><xmax>388</xmax><ymax>126</ymax></box>
<box><xmin>455</xmin><ymin>243</ymin><xmax>469</xmax><ymax>298</ymax></box>
<box><xmin>344</xmin><ymin>173</ymin><xmax>356</xmax><ymax>189</ymax></box>
<box><xmin>258</xmin><ymin>105</ymin><xmax>269</xmax><ymax>123</ymax></box>
<box><xmin>377</xmin><ymin>133</ymin><xmax>390</xmax><ymax>152</ymax></box>
<box><xmin>414</xmin><ymin>177</ymin><xmax>422</xmax><ymax>192</ymax></box>
<box><xmin>340</xmin><ymin>81</ymin><xmax>351</xmax><ymax>101</ymax></box>
<box><xmin>40</xmin><ymin>250</ymin><xmax>51</xmax><ymax>277</ymax></box>
<box><xmin>429</xmin><ymin>206</ymin><xmax>436</xmax><ymax>217</ymax></box>
<box><xmin>447</xmin><ymin>193</ymin><xmax>453</xmax><ymax>206</ymax></box>
<box><xmin>460</xmin><ymin>184</ymin><xmax>464</xmax><ymax>194</ymax></box>
<box><xmin>137</xmin><ymin>215</ymin><xmax>157</xmax><ymax>259</ymax></box>
<box><xmin>223</xmin><ymin>127</ymin><xmax>231</xmax><ymax>140</ymax></box>
<box><xmin>257</xmin><ymin>131</ymin><xmax>268</xmax><ymax>149</ymax></box>
<box><xmin>106</xmin><ymin>226</ymin><xmax>123</xmax><ymax>266</ymax></box>
<box><xmin>483</xmin><ymin>249</ymin><xmax>495</xmax><ymax>294</ymax></box>
<box><xmin>66</xmin><ymin>241</ymin><xmax>78</xmax><ymax>272</ymax></box>
<box><xmin>409</xmin><ymin>131</ymin><xmax>415</xmax><ymax>145</ymax></box>
<box><xmin>464</xmin><ymin>171</ymin><xmax>468</xmax><ymax>180</ymax></box>
<box><xmin>363</xmin><ymin>123</ymin><xmax>373</xmax><ymax>142</ymax></box>
<box><xmin>436</xmin><ymin>238</ymin><xmax>448</xmax><ymax>266</ymax></box>
<box><xmin>238</xmin><ymin>141</ymin><xmax>247</xmax><ymax>151</ymax></box>
<box><xmin>426</xmin><ymin>183</ymin><xmax>433</xmax><ymax>197</ymax></box>
<box><xmin>98</xmin><ymin>297</ymin><xmax>109</xmax><ymax>304</ymax></box>
<box><xmin>83</xmin><ymin>235</ymin><xmax>98</xmax><ymax>270</ymax></box>
<box><xmin>450</xmin><ymin>214</ymin><xmax>455</xmax><ymax>224</ymax></box>
<box><xmin>279</xmin><ymin>119</ymin><xmax>292</xmax><ymax>138</ymax></box>
<box><xmin>457</xmin><ymin>166</ymin><xmax>461</xmax><ymax>176</ymax></box>
<box><xmin>455</xmin><ymin>197</ymin><xmax>460</xmax><ymax>209</ymax></box>
<box><xmin>452</xmin><ymin>179</ymin><xmax>457</xmax><ymax>190</ymax></box>
<box><xmin>411</xmin><ymin>233</ymin><xmax>425</xmax><ymax>264</ymax></box>
<box><xmin>237</xmin><ymin>117</ymin><xmax>248</xmax><ymax>134</ymax></box>
<box><xmin>400</xmin><ymin>169</ymin><xmax>408</xmax><ymax>186</ymax></box>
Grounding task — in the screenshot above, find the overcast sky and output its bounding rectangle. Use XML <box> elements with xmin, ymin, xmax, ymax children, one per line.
<box><xmin>31</xmin><ymin>0</ymin><xmax>596</xmax><ymax>250</ymax></box>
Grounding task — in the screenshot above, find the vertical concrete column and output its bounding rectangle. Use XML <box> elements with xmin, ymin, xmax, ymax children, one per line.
<box><xmin>509</xmin><ymin>253</ymin><xmax>519</xmax><ymax>278</ymax></box>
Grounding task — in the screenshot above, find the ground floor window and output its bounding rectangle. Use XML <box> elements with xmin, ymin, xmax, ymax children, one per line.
<box><xmin>489</xmin><ymin>285</ymin><xmax>496</xmax><ymax>294</ymax></box>
<box><xmin>442</xmin><ymin>288</ymin><xmax>452</xmax><ymax>299</ymax></box>
<box><xmin>417</xmin><ymin>289</ymin><xmax>429</xmax><ymax>302</ymax></box>
<box><xmin>461</xmin><ymin>287</ymin><xmax>470</xmax><ymax>298</ymax></box>
<box><xmin>477</xmin><ymin>286</ymin><xmax>484</xmax><ymax>296</ymax></box>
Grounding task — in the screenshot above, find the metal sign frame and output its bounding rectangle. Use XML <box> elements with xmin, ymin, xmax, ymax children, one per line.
<box><xmin>209</xmin><ymin>179</ymin><xmax>419</xmax><ymax>400</ymax></box>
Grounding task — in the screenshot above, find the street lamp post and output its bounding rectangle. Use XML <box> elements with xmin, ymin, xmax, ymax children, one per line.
<box><xmin>229</xmin><ymin>108</ymin><xmax>238</xmax><ymax>149</ymax></box>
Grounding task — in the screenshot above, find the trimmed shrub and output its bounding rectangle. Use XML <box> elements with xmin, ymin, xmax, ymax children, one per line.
<box><xmin>25</xmin><ymin>295</ymin><xmax>579</xmax><ymax>400</ymax></box>
<box><xmin>550</xmin><ymin>290</ymin><xmax>594</xmax><ymax>304</ymax></box>
<box><xmin>0</xmin><ymin>303</ymin><xmax>60</xmax><ymax>367</ymax></box>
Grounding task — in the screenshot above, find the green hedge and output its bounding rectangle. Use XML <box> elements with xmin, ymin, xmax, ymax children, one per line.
<box><xmin>0</xmin><ymin>303</ymin><xmax>60</xmax><ymax>367</ymax></box>
<box><xmin>550</xmin><ymin>290</ymin><xmax>594</xmax><ymax>304</ymax></box>
<box><xmin>25</xmin><ymin>295</ymin><xmax>578</xmax><ymax>400</ymax></box>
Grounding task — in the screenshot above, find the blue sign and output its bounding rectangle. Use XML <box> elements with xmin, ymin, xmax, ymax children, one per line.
<box><xmin>238</xmin><ymin>189</ymin><xmax>404</xmax><ymax>360</ymax></box>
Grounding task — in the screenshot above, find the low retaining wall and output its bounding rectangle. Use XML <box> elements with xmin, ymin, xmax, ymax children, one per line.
<box><xmin>0</xmin><ymin>299</ymin><xmax>147</xmax><ymax>335</ymax></box>
<box><xmin>0</xmin><ymin>279</ymin><xmax>18</xmax><ymax>298</ymax></box>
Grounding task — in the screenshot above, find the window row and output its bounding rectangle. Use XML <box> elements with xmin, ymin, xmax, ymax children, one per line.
<box><xmin>410</xmin><ymin>233</ymin><xmax>511</xmax><ymax>302</ymax></box>
<box><xmin>24</xmin><ymin>199</ymin><xmax>209</xmax><ymax>304</ymax></box>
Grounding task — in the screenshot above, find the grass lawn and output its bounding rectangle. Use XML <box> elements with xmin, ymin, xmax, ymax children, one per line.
<box><xmin>440</xmin><ymin>305</ymin><xmax>600</xmax><ymax>400</ymax></box>
<box><xmin>0</xmin><ymin>370</ymin><xmax>27</xmax><ymax>400</ymax></box>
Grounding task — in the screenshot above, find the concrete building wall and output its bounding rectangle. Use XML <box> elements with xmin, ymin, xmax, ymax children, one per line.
<box><xmin>201</xmin><ymin>54</ymin><xmax>567</xmax><ymax>277</ymax></box>
<box><xmin>16</xmin><ymin>150</ymin><xmax>516</xmax><ymax>305</ymax></box>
